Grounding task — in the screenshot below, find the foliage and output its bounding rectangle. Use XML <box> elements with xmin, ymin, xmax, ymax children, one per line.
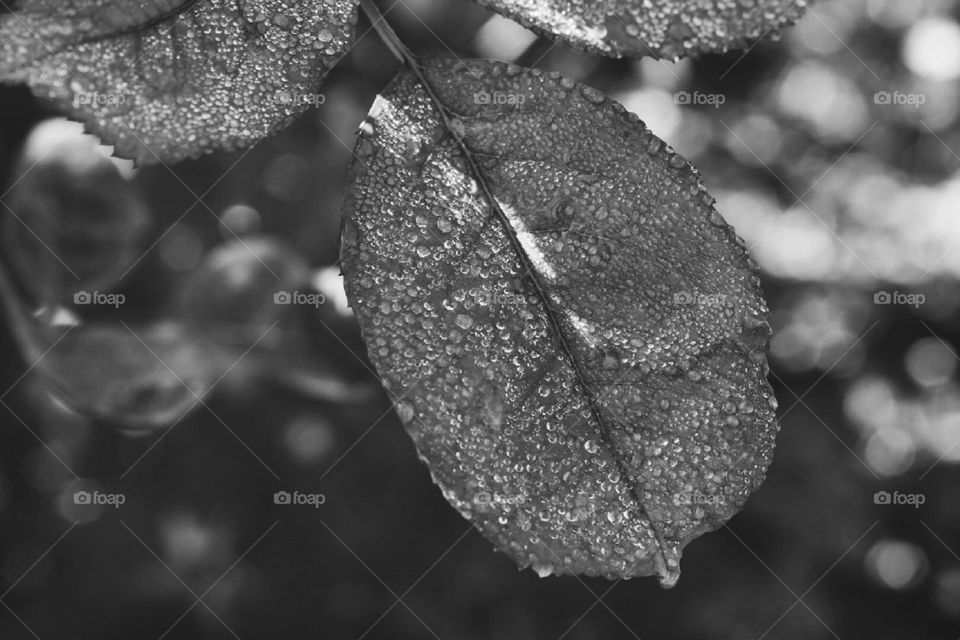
<box><xmin>1</xmin><ymin>0</ymin><xmax>959</xmax><ymax>637</ymax></box>
<box><xmin>342</xmin><ymin>57</ymin><xmax>777</xmax><ymax>584</ymax></box>
<box><xmin>2</xmin><ymin>0</ymin><xmax>801</xmax><ymax>587</ymax></box>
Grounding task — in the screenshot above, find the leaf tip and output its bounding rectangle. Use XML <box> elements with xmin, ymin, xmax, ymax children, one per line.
<box><xmin>653</xmin><ymin>550</ymin><xmax>682</xmax><ymax>589</ymax></box>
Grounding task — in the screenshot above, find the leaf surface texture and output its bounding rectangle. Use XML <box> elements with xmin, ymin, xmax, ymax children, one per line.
<box><xmin>471</xmin><ymin>0</ymin><xmax>810</xmax><ymax>58</ymax></box>
<box><xmin>341</xmin><ymin>58</ymin><xmax>778</xmax><ymax>585</ymax></box>
<box><xmin>0</xmin><ymin>0</ymin><xmax>358</xmax><ymax>162</ymax></box>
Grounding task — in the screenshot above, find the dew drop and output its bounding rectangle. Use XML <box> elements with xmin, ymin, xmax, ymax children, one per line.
<box><xmin>395</xmin><ymin>401</ymin><xmax>414</xmax><ymax>422</ymax></box>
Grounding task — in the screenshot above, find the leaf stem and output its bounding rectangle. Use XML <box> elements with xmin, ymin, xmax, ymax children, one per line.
<box><xmin>356</xmin><ymin>0</ymin><xmax>456</xmax><ymax>126</ymax></box>
<box><xmin>358</xmin><ymin>0</ymin><xmax>415</xmax><ymax>67</ymax></box>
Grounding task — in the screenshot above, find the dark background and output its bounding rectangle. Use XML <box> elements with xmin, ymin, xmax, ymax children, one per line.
<box><xmin>1</xmin><ymin>0</ymin><xmax>959</xmax><ymax>638</ymax></box>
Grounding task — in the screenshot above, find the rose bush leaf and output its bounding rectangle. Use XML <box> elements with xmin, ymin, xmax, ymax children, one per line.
<box><xmin>0</xmin><ymin>0</ymin><xmax>358</xmax><ymax>164</ymax></box>
<box><xmin>469</xmin><ymin>0</ymin><xmax>810</xmax><ymax>59</ymax></box>
<box><xmin>340</xmin><ymin>58</ymin><xmax>779</xmax><ymax>586</ymax></box>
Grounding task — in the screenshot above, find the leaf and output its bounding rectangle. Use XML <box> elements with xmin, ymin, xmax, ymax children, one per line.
<box><xmin>177</xmin><ymin>236</ymin><xmax>374</xmax><ymax>404</ymax></box>
<box><xmin>177</xmin><ymin>235</ymin><xmax>309</xmax><ymax>338</ymax></box>
<box><xmin>470</xmin><ymin>0</ymin><xmax>810</xmax><ymax>59</ymax></box>
<box><xmin>2</xmin><ymin>119</ymin><xmax>149</xmax><ymax>308</ymax></box>
<box><xmin>0</xmin><ymin>246</ymin><xmax>224</xmax><ymax>430</ymax></box>
<box><xmin>0</xmin><ymin>0</ymin><xmax>358</xmax><ymax>164</ymax></box>
<box><xmin>36</xmin><ymin>320</ymin><xmax>229</xmax><ymax>431</ymax></box>
<box><xmin>340</xmin><ymin>58</ymin><xmax>777</xmax><ymax>586</ymax></box>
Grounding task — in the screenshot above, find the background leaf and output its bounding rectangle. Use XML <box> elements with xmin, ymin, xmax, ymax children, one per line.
<box><xmin>470</xmin><ymin>0</ymin><xmax>811</xmax><ymax>59</ymax></box>
<box><xmin>177</xmin><ymin>235</ymin><xmax>310</xmax><ymax>339</ymax></box>
<box><xmin>177</xmin><ymin>235</ymin><xmax>375</xmax><ymax>403</ymax></box>
<box><xmin>36</xmin><ymin>320</ymin><xmax>229</xmax><ymax>431</ymax></box>
<box><xmin>341</xmin><ymin>58</ymin><xmax>777</xmax><ymax>586</ymax></box>
<box><xmin>0</xmin><ymin>0</ymin><xmax>358</xmax><ymax>164</ymax></box>
<box><xmin>1</xmin><ymin>119</ymin><xmax>149</xmax><ymax>308</ymax></box>
<box><xmin>0</xmin><ymin>250</ymin><xmax>227</xmax><ymax>430</ymax></box>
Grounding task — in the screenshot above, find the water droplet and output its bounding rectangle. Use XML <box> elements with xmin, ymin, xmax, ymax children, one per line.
<box><xmin>395</xmin><ymin>401</ymin><xmax>414</xmax><ymax>422</ymax></box>
<box><xmin>654</xmin><ymin>548</ymin><xmax>682</xmax><ymax>589</ymax></box>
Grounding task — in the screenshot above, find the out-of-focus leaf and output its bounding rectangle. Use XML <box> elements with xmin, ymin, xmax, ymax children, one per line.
<box><xmin>1</xmin><ymin>119</ymin><xmax>149</xmax><ymax>307</ymax></box>
<box><xmin>36</xmin><ymin>321</ymin><xmax>228</xmax><ymax>430</ymax></box>
<box><xmin>244</xmin><ymin>322</ymin><xmax>378</xmax><ymax>404</ymax></box>
<box><xmin>470</xmin><ymin>0</ymin><xmax>810</xmax><ymax>59</ymax></box>
<box><xmin>341</xmin><ymin>58</ymin><xmax>777</xmax><ymax>586</ymax></box>
<box><xmin>0</xmin><ymin>250</ymin><xmax>222</xmax><ymax>430</ymax></box>
<box><xmin>0</xmin><ymin>0</ymin><xmax>358</xmax><ymax>164</ymax></box>
<box><xmin>177</xmin><ymin>235</ymin><xmax>309</xmax><ymax>341</ymax></box>
<box><xmin>178</xmin><ymin>236</ymin><xmax>374</xmax><ymax>403</ymax></box>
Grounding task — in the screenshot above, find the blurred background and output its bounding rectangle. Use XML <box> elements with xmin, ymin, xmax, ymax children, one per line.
<box><xmin>1</xmin><ymin>0</ymin><xmax>959</xmax><ymax>637</ymax></box>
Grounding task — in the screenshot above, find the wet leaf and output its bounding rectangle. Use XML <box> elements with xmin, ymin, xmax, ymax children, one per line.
<box><xmin>1</xmin><ymin>119</ymin><xmax>149</xmax><ymax>308</ymax></box>
<box><xmin>470</xmin><ymin>0</ymin><xmax>810</xmax><ymax>59</ymax></box>
<box><xmin>341</xmin><ymin>58</ymin><xmax>777</xmax><ymax>586</ymax></box>
<box><xmin>0</xmin><ymin>0</ymin><xmax>358</xmax><ymax>164</ymax></box>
